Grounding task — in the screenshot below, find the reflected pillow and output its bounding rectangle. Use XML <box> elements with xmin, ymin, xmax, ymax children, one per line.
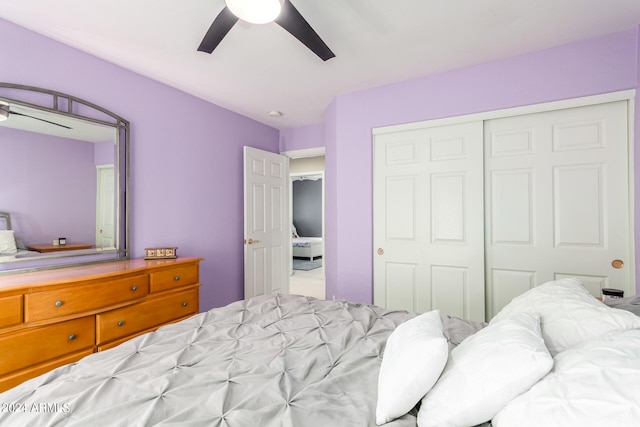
<box><xmin>376</xmin><ymin>310</ymin><xmax>448</xmax><ymax>425</ymax></box>
<box><xmin>491</xmin><ymin>278</ymin><xmax>640</xmax><ymax>355</ymax></box>
<box><xmin>0</xmin><ymin>230</ymin><xmax>18</xmax><ymax>255</ymax></box>
<box><xmin>417</xmin><ymin>312</ymin><xmax>552</xmax><ymax>427</ymax></box>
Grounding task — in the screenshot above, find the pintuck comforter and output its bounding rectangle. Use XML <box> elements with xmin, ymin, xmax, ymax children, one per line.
<box><xmin>0</xmin><ymin>294</ymin><xmax>483</xmax><ymax>427</ymax></box>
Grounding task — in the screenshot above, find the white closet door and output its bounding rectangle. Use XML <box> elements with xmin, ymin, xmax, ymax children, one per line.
<box><xmin>374</xmin><ymin>122</ymin><xmax>485</xmax><ymax>321</ymax></box>
<box><xmin>485</xmin><ymin>101</ymin><xmax>631</xmax><ymax>318</ymax></box>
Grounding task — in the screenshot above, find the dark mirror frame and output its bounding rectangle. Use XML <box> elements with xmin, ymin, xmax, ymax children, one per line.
<box><xmin>0</xmin><ymin>83</ymin><xmax>129</xmax><ymax>274</ymax></box>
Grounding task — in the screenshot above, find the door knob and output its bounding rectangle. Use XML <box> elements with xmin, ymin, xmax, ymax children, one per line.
<box><xmin>611</xmin><ymin>259</ymin><xmax>624</xmax><ymax>269</ymax></box>
<box><xmin>245</xmin><ymin>239</ymin><xmax>260</xmax><ymax>245</ymax></box>
<box><xmin>377</xmin><ymin>248</ymin><xmax>384</xmax><ymax>255</ymax></box>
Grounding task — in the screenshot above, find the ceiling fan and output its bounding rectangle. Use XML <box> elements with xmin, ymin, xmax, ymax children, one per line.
<box><xmin>0</xmin><ymin>104</ymin><xmax>72</xmax><ymax>129</ymax></box>
<box><xmin>198</xmin><ymin>0</ymin><xmax>335</xmax><ymax>61</ymax></box>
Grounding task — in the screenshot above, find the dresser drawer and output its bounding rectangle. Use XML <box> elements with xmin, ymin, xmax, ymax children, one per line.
<box><xmin>149</xmin><ymin>264</ymin><xmax>199</xmax><ymax>293</ymax></box>
<box><xmin>0</xmin><ymin>316</ymin><xmax>95</xmax><ymax>374</ymax></box>
<box><xmin>25</xmin><ymin>274</ymin><xmax>149</xmax><ymax>323</ymax></box>
<box><xmin>0</xmin><ymin>295</ymin><xmax>22</xmax><ymax>329</ymax></box>
<box><xmin>96</xmin><ymin>287</ymin><xmax>199</xmax><ymax>345</ymax></box>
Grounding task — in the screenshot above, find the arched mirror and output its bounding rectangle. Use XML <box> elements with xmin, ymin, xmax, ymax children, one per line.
<box><xmin>0</xmin><ymin>83</ymin><xmax>129</xmax><ymax>274</ymax></box>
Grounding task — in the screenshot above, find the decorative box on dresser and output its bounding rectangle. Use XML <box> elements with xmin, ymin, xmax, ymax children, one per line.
<box><xmin>0</xmin><ymin>257</ymin><xmax>202</xmax><ymax>392</ymax></box>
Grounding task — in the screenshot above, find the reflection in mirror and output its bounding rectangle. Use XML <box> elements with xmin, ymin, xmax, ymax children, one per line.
<box><xmin>0</xmin><ymin>83</ymin><xmax>129</xmax><ymax>274</ymax></box>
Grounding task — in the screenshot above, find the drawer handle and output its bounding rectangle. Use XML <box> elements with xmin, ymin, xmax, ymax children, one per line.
<box><xmin>182</xmin><ymin>301</ymin><xmax>188</xmax><ymax>307</ymax></box>
<box><xmin>68</xmin><ymin>334</ymin><xmax>76</xmax><ymax>341</ymax></box>
<box><xmin>117</xmin><ymin>321</ymin><xmax>125</xmax><ymax>327</ymax></box>
<box><xmin>54</xmin><ymin>300</ymin><xmax>63</xmax><ymax>307</ymax></box>
<box><xmin>174</xmin><ymin>276</ymin><xmax>181</xmax><ymax>281</ymax></box>
<box><xmin>130</xmin><ymin>285</ymin><xmax>138</xmax><ymax>291</ymax></box>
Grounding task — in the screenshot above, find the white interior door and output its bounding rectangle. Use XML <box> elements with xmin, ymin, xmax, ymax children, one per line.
<box><xmin>244</xmin><ymin>146</ymin><xmax>290</xmax><ymax>299</ymax></box>
<box><xmin>374</xmin><ymin>121</ymin><xmax>486</xmax><ymax>321</ymax></box>
<box><xmin>96</xmin><ymin>165</ymin><xmax>115</xmax><ymax>250</ymax></box>
<box><xmin>485</xmin><ymin>101</ymin><xmax>632</xmax><ymax>317</ymax></box>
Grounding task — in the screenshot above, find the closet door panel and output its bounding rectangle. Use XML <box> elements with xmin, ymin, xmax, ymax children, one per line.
<box><xmin>431</xmin><ymin>265</ymin><xmax>468</xmax><ymax>319</ymax></box>
<box><xmin>374</xmin><ymin>132</ymin><xmax>429</xmax><ymax>313</ymax></box>
<box><xmin>554</xmin><ymin>164</ymin><xmax>603</xmax><ymax>246</ymax></box>
<box><xmin>485</xmin><ymin>101</ymin><xmax>631</xmax><ymax>318</ymax></box>
<box><xmin>374</xmin><ymin>122</ymin><xmax>485</xmax><ymax>320</ymax></box>
<box><xmin>490</xmin><ymin>169</ymin><xmax>534</xmax><ymax>245</ymax></box>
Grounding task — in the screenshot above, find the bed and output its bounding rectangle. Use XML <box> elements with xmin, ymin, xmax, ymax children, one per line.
<box><xmin>1</xmin><ymin>279</ymin><xmax>639</xmax><ymax>426</ymax></box>
<box><xmin>0</xmin><ymin>211</ymin><xmax>40</xmax><ymax>263</ymax></box>
<box><xmin>291</xmin><ymin>223</ymin><xmax>323</xmax><ymax>260</ymax></box>
<box><xmin>292</xmin><ymin>236</ymin><xmax>323</xmax><ymax>260</ymax></box>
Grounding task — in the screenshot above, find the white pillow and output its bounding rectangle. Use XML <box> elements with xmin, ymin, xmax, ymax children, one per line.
<box><xmin>0</xmin><ymin>230</ymin><xmax>17</xmax><ymax>255</ymax></box>
<box><xmin>493</xmin><ymin>328</ymin><xmax>640</xmax><ymax>427</ymax></box>
<box><xmin>491</xmin><ymin>278</ymin><xmax>640</xmax><ymax>355</ymax></box>
<box><xmin>376</xmin><ymin>310</ymin><xmax>448</xmax><ymax>425</ymax></box>
<box><xmin>417</xmin><ymin>312</ymin><xmax>552</xmax><ymax>427</ymax></box>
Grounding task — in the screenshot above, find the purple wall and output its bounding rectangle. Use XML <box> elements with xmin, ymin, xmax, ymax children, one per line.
<box><xmin>1</xmin><ymin>127</ymin><xmax>96</xmax><ymax>245</ymax></box>
<box><xmin>279</xmin><ymin>123</ymin><xmax>324</xmax><ymax>152</ymax></box>
<box><xmin>3</xmin><ymin>15</ymin><xmax>639</xmax><ymax>310</ymax></box>
<box><xmin>0</xmin><ymin>18</ymin><xmax>279</xmax><ymax>310</ymax></box>
<box><xmin>319</xmin><ymin>28</ymin><xmax>640</xmax><ymax>303</ymax></box>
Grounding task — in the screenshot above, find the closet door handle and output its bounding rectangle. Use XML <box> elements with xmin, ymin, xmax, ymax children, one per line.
<box><xmin>377</xmin><ymin>248</ymin><xmax>384</xmax><ymax>255</ymax></box>
<box><xmin>611</xmin><ymin>259</ymin><xmax>624</xmax><ymax>269</ymax></box>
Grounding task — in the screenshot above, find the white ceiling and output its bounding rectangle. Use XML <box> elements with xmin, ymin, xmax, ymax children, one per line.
<box><xmin>1</xmin><ymin>0</ymin><xmax>640</xmax><ymax>129</ymax></box>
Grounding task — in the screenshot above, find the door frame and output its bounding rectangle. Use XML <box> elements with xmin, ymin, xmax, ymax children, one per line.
<box><xmin>373</xmin><ymin>89</ymin><xmax>636</xmax><ymax>296</ymax></box>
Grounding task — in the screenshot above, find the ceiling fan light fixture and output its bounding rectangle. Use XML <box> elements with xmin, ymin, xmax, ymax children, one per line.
<box><xmin>225</xmin><ymin>0</ymin><xmax>284</xmax><ymax>24</ymax></box>
<box><xmin>0</xmin><ymin>106</ymin><xmax>8</xmax><ymax>122</ymax></box>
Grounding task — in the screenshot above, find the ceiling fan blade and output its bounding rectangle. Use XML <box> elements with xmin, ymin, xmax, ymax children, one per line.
<box><xmin>198</xmin><ymin>6</ymin><xmax>239</xmax><ymax>54</ymax></box>
<box><xmin>11</xmin><ymin>111</ymin><xmax>72</xmax><ymax>129</ymax></box>
<box><xmin>275</xmin><ymin>0</ymin><xmax>335</xmax><ymax>61</ymax></box>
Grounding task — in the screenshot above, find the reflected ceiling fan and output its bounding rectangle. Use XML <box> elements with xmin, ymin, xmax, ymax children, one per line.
<box><xmin>0</xmin><ymin>104</ymin><xmax>72</xmax><ymax>129</ymax></box>
<box><xmin>198</xmin><ymin>0</ymin><xmax>335</xmax><ymax>61</ymax></box>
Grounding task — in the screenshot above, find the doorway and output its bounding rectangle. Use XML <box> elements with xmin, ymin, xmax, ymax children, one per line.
<box><xmin>96</xmin><ymin>164</ymin><xmax>115</xmax><ymax>251</ymax></box>
<box><xmin>287</xmin><ymin>152</ymin><xmax>326</xmax><ymax>299</ymax></box>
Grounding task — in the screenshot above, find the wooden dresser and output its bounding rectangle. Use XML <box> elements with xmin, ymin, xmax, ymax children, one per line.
<box><xmin>0</xmin><ymin>257</ymin><xmax>202</xmax><ymax>392</ymax></box>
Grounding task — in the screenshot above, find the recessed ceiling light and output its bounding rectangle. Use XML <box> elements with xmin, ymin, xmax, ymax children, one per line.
<box><xmin>268</xmin><ymin>110</ymin><xmax>284</xmax><ymax>117</ymax></box>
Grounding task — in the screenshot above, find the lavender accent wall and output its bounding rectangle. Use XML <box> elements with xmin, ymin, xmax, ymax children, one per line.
<box><xmin>279</xmin><ymin>123</ymin><xmax>324</xmax><ymax>152</ymax></box>
<box><xmin>0</xmin><ymin>18</ymin><xmax>279</xmax><ymax>310</ymax></box>
<box><xmin>4</xmin><ymin>15</ymin><xmax>639</xmax><ymax>310</ymax></box>
<box><xmin>318</xmin><ymin>28</ymin><xmax>640</xmax><ymax>303</ymax></box>
<box><xmin>1</xmin><ymin>127</ymin><xmax>96</xmax><ymax>244</ymax></box>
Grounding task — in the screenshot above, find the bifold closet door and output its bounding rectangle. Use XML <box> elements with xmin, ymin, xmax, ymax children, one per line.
<box><xmin>485</xmin><ymin>101</ymin><xmax>631</xmax><ymax>318</ymax></box>
<box><xmin>373</xmin><ymin>121</ymin><xmax>485</xmax><ymax>321</ymax></box>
